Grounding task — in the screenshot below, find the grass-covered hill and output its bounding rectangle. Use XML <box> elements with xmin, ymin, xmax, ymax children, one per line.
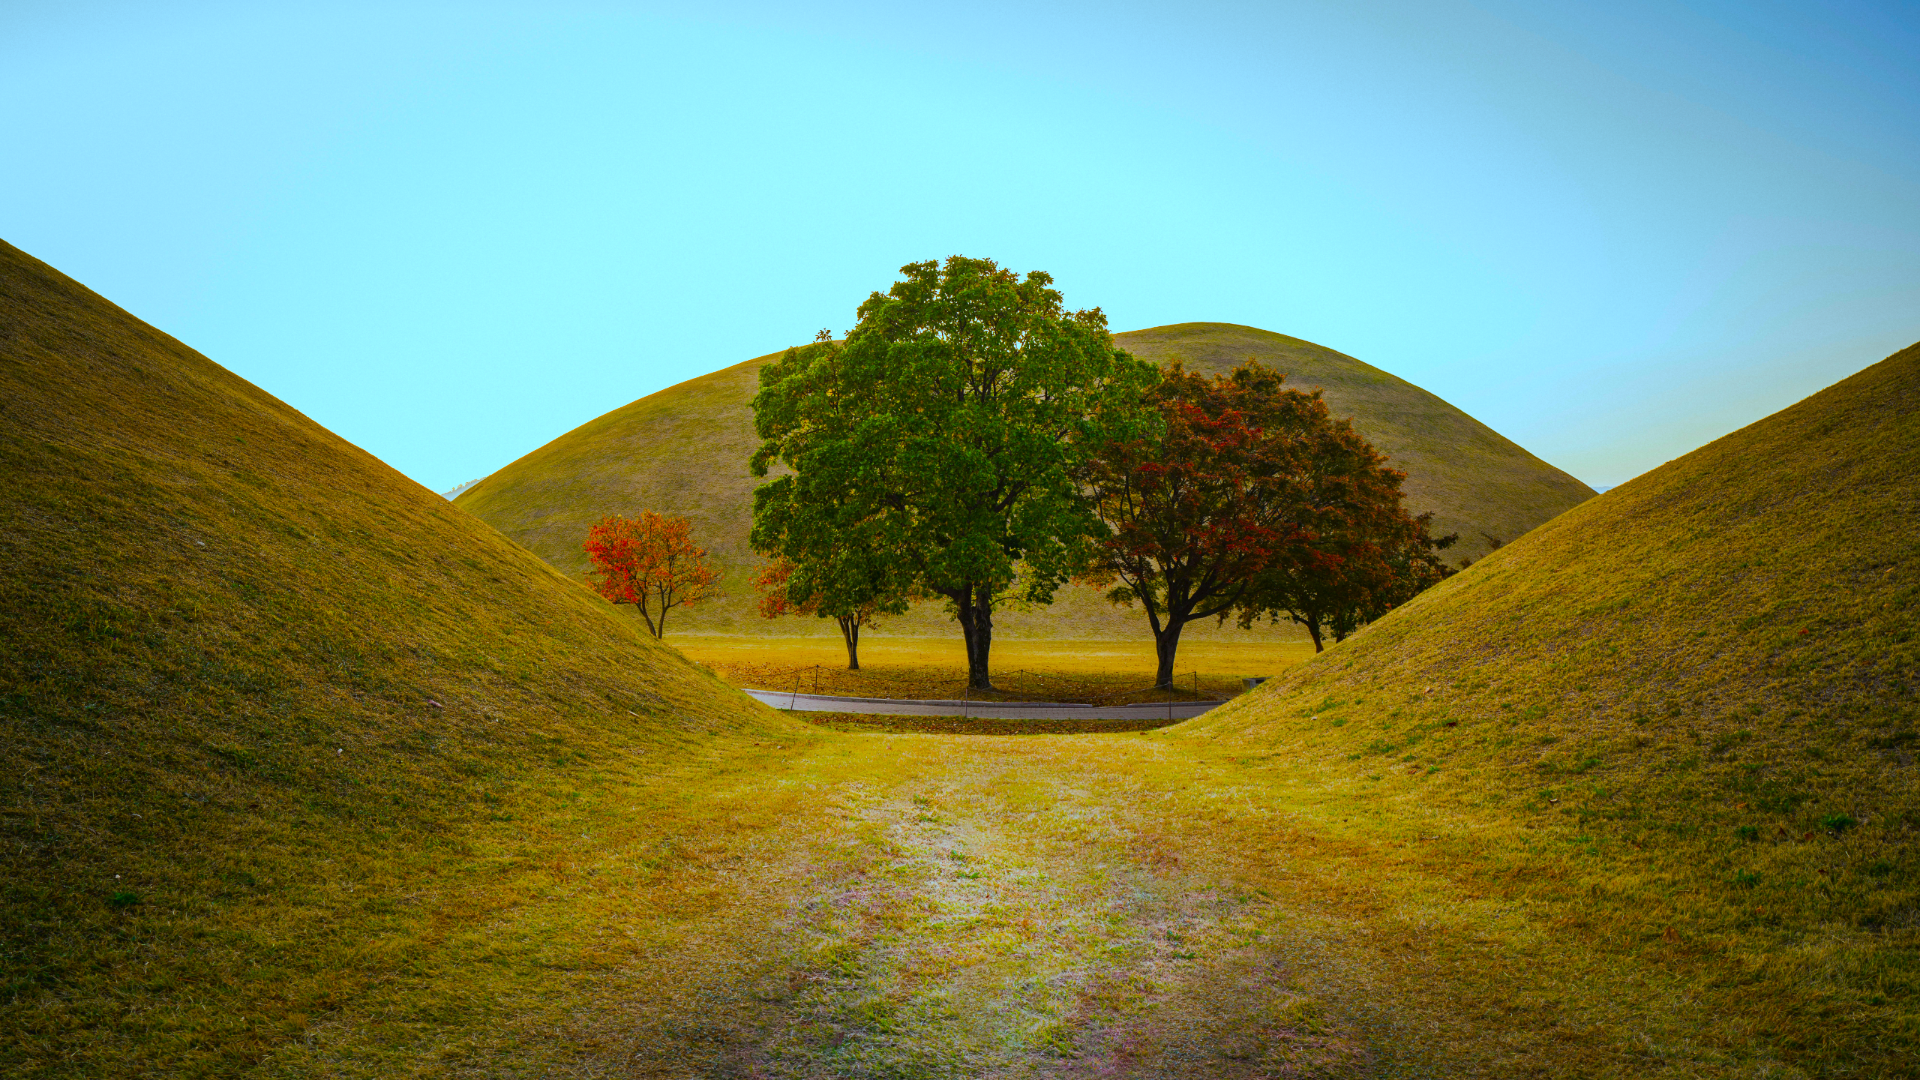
<box><xmin>4</xmin><ymin>233</ymin><xmax>1907</xmax><ymax>1076</ymax></box>
<box><xmin>456</xmin><ymin>323</ymin><xmax>1594</xmax><ymax>640</ymax></box>
<box><xmin>1113</xmin><ymin>323</ymin><xmax>1596</xmax><ymax>562</ymax></box>
<box><xmin>0</xmin><ymin>239</ymin><xmax>804</xmax><ymax>1073</ymax></box>
<box><xmin>1181</xmin><ymin>340</ymin><xmax>1920</xmax><ymax>1071</ymax></box>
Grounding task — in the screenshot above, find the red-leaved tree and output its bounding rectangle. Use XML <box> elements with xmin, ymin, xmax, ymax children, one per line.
<box><xmin>582</xmin><ymin>512</ymin><xmax>721</xmax><ymax>638</ymax></box>
<box><xmin>1234</xmin><ymin>416</ymin><xmax>1456</xmax><ymax>651</ymax></box>
<box><xmin>1079</xmin><ymin>360</ymin><xmax>1321</xmax><ymax>687</ymax></box>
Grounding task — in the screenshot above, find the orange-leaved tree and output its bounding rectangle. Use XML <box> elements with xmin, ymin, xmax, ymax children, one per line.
<box><xmin>1083</xmin><ymin>358</ymin><xmax>1457</xmax><ymax>673</ymax></box>
<box><xmin>582</xmin><ymin>512</ymin><xmax>720</xmax><ymax>638</ymax></box>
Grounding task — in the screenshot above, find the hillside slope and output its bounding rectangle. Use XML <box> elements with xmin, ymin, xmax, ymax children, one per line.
<box><xmin>0</xmin><ymin>240</ymin><xmax>800</xmax><ymax>1073</ymax></box>
<box><xmin>456</xmin><ymin>323</ymin><xmax>1594</xmax><ymax>641</ymax></box>
<box><xmin>1183</xmin><ymin>341</ymin><xmax>1920</xmax><ymax>1068</ymax></box>
<box><xmin>1114</xmin><ymin>323</ymin><xmax>1595</xmax><ymax>559</ymax></box>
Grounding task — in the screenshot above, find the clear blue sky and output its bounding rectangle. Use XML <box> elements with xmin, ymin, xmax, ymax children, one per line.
<box><xmin>5</xmin><ymin>0</ymin><xmax>1916</xmax><ymax>492</ymax></box>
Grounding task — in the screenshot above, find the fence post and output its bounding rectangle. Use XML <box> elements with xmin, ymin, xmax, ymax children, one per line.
<box><xmin>790</xmin><ymin>669</ymin><xmax>801</xmax><ymax>711</ymax></box>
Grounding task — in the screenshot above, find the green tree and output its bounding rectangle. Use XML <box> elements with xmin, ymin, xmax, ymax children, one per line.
<box><xmin>749</xmin><ymin>257</ymin><xmax>1157</xmax><ymax>689</ymax></box>
<box><xmin>752</xmin><ymin>553</ymin><xmax>911</xmax><ymax>671</ymax></box>
<box><xmin>747</xmin><ymin>333</ymin><xmax>919</xmax><ymax>672</ymax></box>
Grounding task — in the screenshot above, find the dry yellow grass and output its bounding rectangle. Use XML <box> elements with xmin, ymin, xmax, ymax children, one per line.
<box><xmin>0</xmin><ymin>239</ymin><xmax>809</xmax><ymax>1074</ymax></box>
<box><xmin>243</xmin><ymin>731</ymin><xmax>1869</xmax><ymax>1077</ymax></box>
<box><xmin>1187</xmin><ymin>339</ymin><xmax>1920</xmax><ymax>1075</ymax></box>
<box><xmin>675</xmin><ymin>634</ymin><xmax>1315</xmax><ymax>704</ymax></box>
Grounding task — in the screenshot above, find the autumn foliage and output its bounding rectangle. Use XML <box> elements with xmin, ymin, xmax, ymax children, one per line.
<box><xmin>1233</xmin><ymin>422</ymin><xmax>1456</xmax><ymax>652</ymax></box>
<box><xmin>582</xmin><ymin>512</ymin><xmax>720</xmax><ymax>638</ymax></box>
<box><xmin>1082</xmin><ymin>360</ymin><xmax>1454</xmax><ymax>679</ymax></box>
<box><xmin>1080</xmin><ymin>360</ymin><xmax>1317</xmax><ymax>684</ymax></box>
<box><xmin>753</xmin><ymin>557</ymin><xmax>895</xmax><ymax>669</ymax></box>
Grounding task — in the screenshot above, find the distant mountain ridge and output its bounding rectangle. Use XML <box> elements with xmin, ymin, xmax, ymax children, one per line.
<box><xmin>455</xmin><ymin>323</ymin><xmax>1595</xmax><ymax>642</ymax></box>
<box><xmin>442</xmin><ymin>476</ymin><xmax>485</xmax><ymax>500</ymax></box>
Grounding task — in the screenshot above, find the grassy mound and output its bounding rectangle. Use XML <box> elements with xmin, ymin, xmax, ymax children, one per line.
<box><xmin>3</xmin><ymin>233</ymin><xmax>1901</xmax><ymax>1075</ymax></box>
<box><xmin>456</xmin><ymin>323</ymin><xmax>1593</xmax><ymax>641</ymax></box>
<box><xmin>1114</xmin><ymin>322</ymin><xmax>1595</xmax><ymax>560</ymax></box>
<box><xmin>0</xmin><ymin>240</ymin><xmax>803</xmax><ymax>1073</ymax></box>
<box><xmin>1185</xmin><ymin>341</ymin><xmax>1920</xmax><ymax>1070</ymax></box>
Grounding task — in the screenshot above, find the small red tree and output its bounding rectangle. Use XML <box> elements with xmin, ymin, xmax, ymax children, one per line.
<box><xmin>583</xmin><ymin>512</ymin><xmax>720</xmax><ymax>638</ymax></box>
<box><xmin>753</xmin><ymin>558</ymin><xmax>892</xmax><ymax>670</ymax></box>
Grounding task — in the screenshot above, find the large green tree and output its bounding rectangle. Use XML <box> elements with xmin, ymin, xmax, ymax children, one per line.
<box><xmin>749</xmin><ymin>257</ymin><xmax>1157</xmax><ymax>689</ymax></box>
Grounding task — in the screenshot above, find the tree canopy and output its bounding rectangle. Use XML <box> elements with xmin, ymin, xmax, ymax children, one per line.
<box><xmin>1085</xmin><ymin>358</ymin><xmax>1457</xmax><ymax>667</ymax></box>
<box><xmin>1079</xmin><ymin>360</ymin><xmax>1320</xmax><ymax>685</ymax></box>
<box><xmin>582</xmin><ymin>511</ymin><xmax>721</xmax><ymax>638</ymax></box>
<box><xmin>749</xmin><ymin>256</ymin><xmax>1157</xmax><ymax>689</ymax></box>
<box><xmin>1234</xmin><ymin>413</ymin><xmax>1456</xmax><ymax>651</ymax></box>
<box><xmin>753</xmin><ymin>555</ymin><xmax>907</xmax><ymax>670</ymax></box>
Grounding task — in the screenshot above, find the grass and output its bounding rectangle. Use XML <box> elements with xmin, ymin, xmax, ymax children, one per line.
<box><xmin>0</xmin><ymin>239</ymin><xmax>810</xmax><ymax>1074</ymax></box>
<box><xmin>1185</xmin><ymin>338</ymin><xmax>1920</xmax><ymax>1075</ymax></box>
<box><xmin>126</xmin><ymin>729</ymin><xmax>1875</xmax><ymax>1076</ymax></box>
<box><xmin>455</xmin><ymin>348</ymin><xmax>780</xmax><ymax>635</ymax></box>
<box><xmin>4</xmin><ymin>236</ymin><xmax>1913</xmax><ymax>1077</ymax></box>
<box><xmin>675</xmin><ymin>634</ymin><xmax>1313</xmax><ymax>704</ymax></box>
<box><xmin>802</xmin><ymin>711</ymin><xmax>1190</xmax><ymax>734</ymax></box>
<box><xmin>456</xmin><ymin>321</ymin><xmax>1594</xmax><ymax>639</ymax></box>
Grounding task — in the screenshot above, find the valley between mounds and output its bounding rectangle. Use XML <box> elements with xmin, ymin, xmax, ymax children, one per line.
<box><xmin>266</xmin><ymin>729</ymin><xmax>1753</xmax><ymax>1078</ymax></box>
<box><xmin>4</xmin><ymin>237</ymin><xmax>1913</xmax><ymax>1077</ymax></box>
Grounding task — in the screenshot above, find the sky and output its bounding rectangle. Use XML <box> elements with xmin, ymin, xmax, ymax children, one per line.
<box><xmin>4</xmin><ymin>0</ymin><xmax>1916</xmax><ymax>493</ymax></box>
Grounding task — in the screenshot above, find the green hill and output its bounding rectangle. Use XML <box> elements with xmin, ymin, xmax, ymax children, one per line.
<box><xmin>456</xmin><ymin>323</ymin><xmax>1595</xmax><ymax>641</ymax></box>
<box><xmin>0</xmin><ymin>240</ymin><xmax>802</xmax><ymax>1073</ymax></box>
<box><xmin>1180</xmin><ymin>340</ymin><xmax>1920</xmax><ymax>1069</ymax></box>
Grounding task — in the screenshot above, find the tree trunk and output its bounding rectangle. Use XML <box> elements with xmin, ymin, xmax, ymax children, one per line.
<box><xmin>1146</xmin><ymin>577</ymin><xmax>1199</xmax><ymax>689</ymax></box>
<box><xmin>838</xmin><ymin>614</ymin><xmax>861</xmax><ymax>670</ymax></box>
<box><xmin>1152</xmin><ymin>617</ymin><xmax>1186</xmax><ymax>689</ymax></box>
<box><xmin>954</xmin><ymin>583</ymin><xmax>994</xmax><ymax>690</ymax></box>
<box><xmin>1305</xmin><ymin>616</ymin><xmax>1324</xmax><ymax>652</ymax></box>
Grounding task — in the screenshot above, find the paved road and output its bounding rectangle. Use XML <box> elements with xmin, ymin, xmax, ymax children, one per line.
<box><xmin>742</xmin><ymin>688</ymin><xmax>1228</xmax><ymax>721</ymax></box>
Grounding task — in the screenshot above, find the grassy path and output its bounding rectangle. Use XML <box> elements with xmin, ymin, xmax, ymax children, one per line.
<box><xmin>683</xmin><ymin>737</ymin><xmax>1371</xmax><ymax>1077</ymax></box>
<box><xmin>252</xmin><ymin>728</ymin><xmax>1790</xmax><ymax>1079</ymax></box>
